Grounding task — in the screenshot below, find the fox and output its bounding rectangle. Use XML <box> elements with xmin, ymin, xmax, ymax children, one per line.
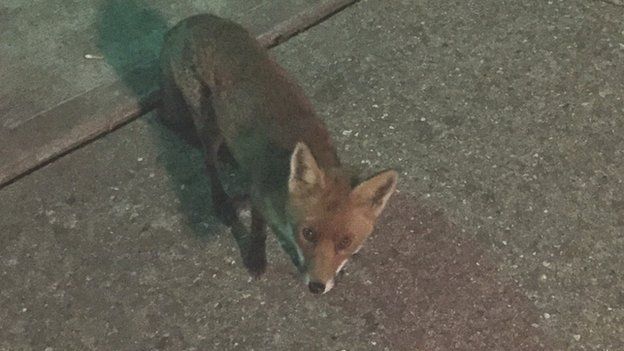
<box><xmin>159</xmin><ymin>14</ymin><xmax>397</xmax><ymax>294</ymax></box>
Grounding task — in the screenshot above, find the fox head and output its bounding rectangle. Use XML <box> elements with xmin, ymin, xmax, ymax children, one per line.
<box><xmin>287</xmin><ymin>142</ymin><xmax>398</xmax><ymax>294</ymax></box>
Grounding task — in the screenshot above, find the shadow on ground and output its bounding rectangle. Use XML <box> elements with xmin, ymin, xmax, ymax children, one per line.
<box><xmin>96</xmin><ymin>0</ymin><xmax>235</xmax><ymax>242</ymax></box>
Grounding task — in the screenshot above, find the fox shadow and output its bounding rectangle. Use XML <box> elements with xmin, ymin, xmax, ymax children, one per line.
<box><xmin>96</xmin><ymin>0</ymin><xmax>250</xmax><ymax>252</ymax></box>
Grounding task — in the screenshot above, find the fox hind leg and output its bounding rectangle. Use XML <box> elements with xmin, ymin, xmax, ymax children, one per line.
<box><xmin>158</xmin><ymin>61</ymin><xmax>203</xmax><ymax>147</ymax></box>
<box><xmin>203</xmin><ymin>135</ymin><xmax>242</xmax><ymax>226</ymax></box>
<box><xmin>170</xmin><ymin>69</ymin><xmax>239</xmax><ymax>226</ymax></box>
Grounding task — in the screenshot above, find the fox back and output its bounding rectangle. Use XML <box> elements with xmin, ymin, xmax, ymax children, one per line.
<box><xmin>160</xmin><ymin>14</ymin><xmax>397</xmax><ymax>294</ymax></box>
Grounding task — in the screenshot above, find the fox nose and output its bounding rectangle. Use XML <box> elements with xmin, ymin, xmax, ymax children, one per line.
<box><xmin>308</xmin><ymin>281</ymin><xmax>325</xmax><ymax>294</ymax></box>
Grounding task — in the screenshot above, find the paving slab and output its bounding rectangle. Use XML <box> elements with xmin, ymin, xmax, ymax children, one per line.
<box><xmin>0</xmin><ymin>0</ymin><xmax>317</xmax><ymax>129</ymax></box>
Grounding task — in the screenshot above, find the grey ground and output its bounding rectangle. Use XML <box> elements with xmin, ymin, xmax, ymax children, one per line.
<box><xmin>1</xmin><ymin>0</ymin><xmax>623</xmax><ymax>350</ymax></box>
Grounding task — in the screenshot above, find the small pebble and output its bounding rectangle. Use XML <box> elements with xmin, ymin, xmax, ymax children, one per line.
<box><xmin>573</xmin><ymin>334</ymin><xmax>581</xmax><ymax>341</ymax></box>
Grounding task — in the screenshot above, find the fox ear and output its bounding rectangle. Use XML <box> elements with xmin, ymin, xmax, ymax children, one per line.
<box><xmin>351</xmin><ymin>170</ymin><xmax>398</xmax><ymax>218</ymax></box>
<box><xmin>289</xmin><ymin>142</ymin><xmax>325</xmax><ymax>194</ymax></box>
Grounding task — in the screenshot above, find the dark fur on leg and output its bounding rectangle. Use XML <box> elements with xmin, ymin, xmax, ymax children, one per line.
<box><xmin>243</xmin><ymin>206</ymin><xmax>268</xmax><ymax>277</ymax></box>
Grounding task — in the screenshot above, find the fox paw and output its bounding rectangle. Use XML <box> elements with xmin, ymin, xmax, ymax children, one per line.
<box><xmin>214</xmin><ymin>195</ymin><xmax>249</xmax><ymax>226</ymax></box>
<box><xmin>243</xmin><ymin>250</ymin><xmax>267</xmax><ymax>278</ymax></box>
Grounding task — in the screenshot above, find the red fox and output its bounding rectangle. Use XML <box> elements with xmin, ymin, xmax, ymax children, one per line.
<box><xmin>159</xmin><ymin>14</ymin><xmax>397</xmax><ymax>294</ymax></box>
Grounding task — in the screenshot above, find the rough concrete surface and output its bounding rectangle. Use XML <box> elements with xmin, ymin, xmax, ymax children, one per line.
<box><xmin>2</xmin><ymin>0</ymin><xmax>624</xmax><ymax>350</ymax></box>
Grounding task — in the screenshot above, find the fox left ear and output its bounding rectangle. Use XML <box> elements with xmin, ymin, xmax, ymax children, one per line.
<box><xmin>289</xmin><ymin>142</ymin><xmax>325</xmax><ymax>195</ymax></box>
<box><xmin>351</xmin><ymin>170</ymin><xmax>398</xmax><ymax>218</ymax></box>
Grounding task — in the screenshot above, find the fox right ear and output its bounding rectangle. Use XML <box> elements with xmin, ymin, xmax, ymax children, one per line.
<box><xmin>289</xmin><ymin>142</ymin><xmax>325</xmax><ymax>194</ymax></box>
<box><xmin>351</xmin><ymin>170</ymin><xmax>398</xmax><ymax>218</ymax></box>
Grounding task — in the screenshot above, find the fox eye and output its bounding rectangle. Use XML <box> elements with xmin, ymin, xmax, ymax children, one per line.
<box><xmin>302</xmin><ymin>227</ymin><xmax>317</xmax><ymax>242</ymax></box>
<box><xmin>336</xmin><ymin>236</ymin><xmax>352</xmax><ymax>251</ymax></box>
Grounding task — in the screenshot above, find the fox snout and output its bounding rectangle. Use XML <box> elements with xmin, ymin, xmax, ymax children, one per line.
<box><xmin>308</xmin><ymin>281</ymin><xmax>326</xmax><ymax>294</ymax></box>
<box><xmin>305</xmin><ymin>274</ymin><xmax>336</xmax><ymax>295</ymax></box>
<box><xmin>303</xmin><ymin>256</ymin><xmax>348</xmax><ymax>294</ymax></box>
<box><xmin>306</xmin><ymin>276</ymin><xmax>338</xmax><ymax>294</ymax></box>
